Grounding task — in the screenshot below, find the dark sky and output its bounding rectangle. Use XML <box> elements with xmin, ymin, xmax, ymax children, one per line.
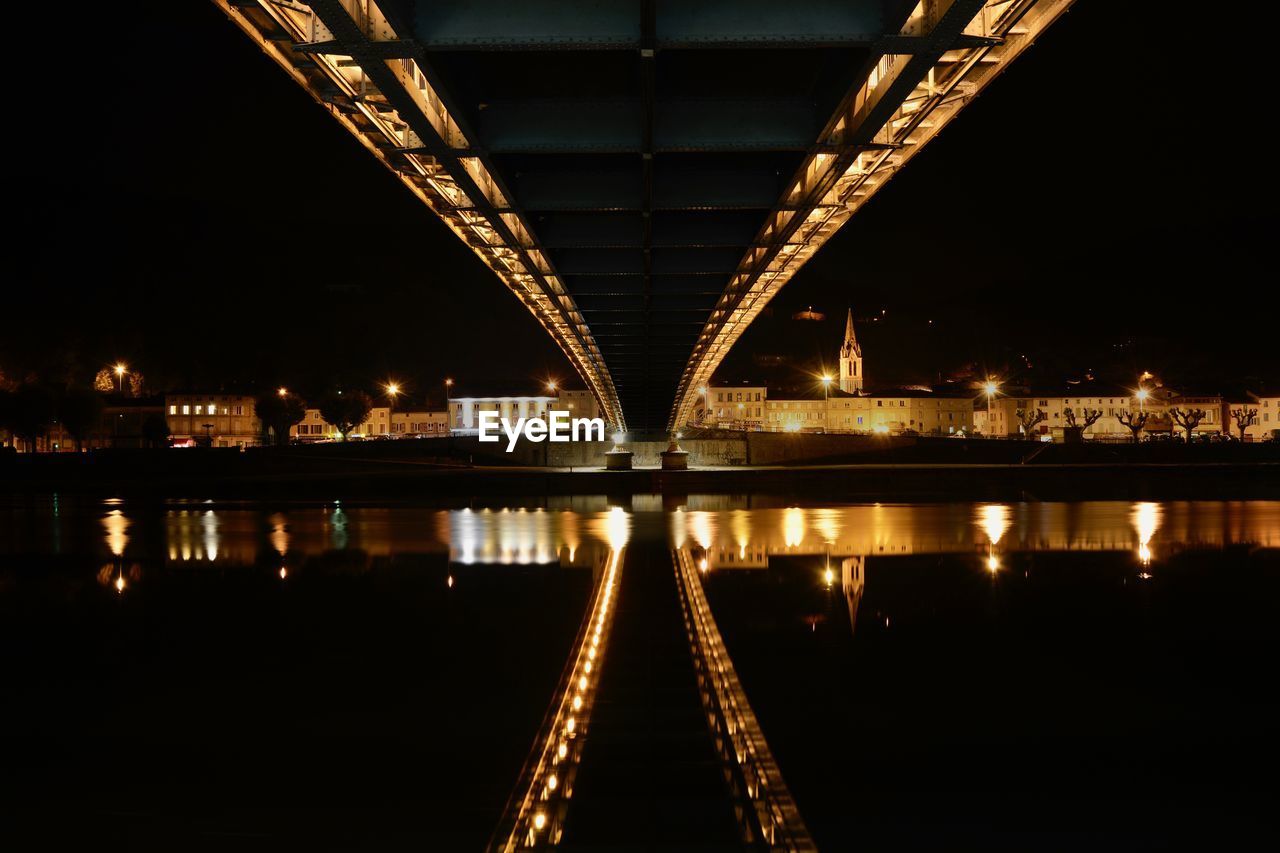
<box><xmin>5</xmin><ymin>2</ymin><xmax>1277</xmax><ymax>403</ymax></box>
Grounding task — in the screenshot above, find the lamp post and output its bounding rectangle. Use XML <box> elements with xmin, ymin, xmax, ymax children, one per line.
<box><xmin>444</xmin><ymin>377</ymin><xmax>453</xmax><ymax>425</ymax></box>
<box><xmin>385</xmin><ymin>381</ymin><xmax>401</xmax><ymax>412</ymax></box>
<box><xmin>821</xmin><ymin>375</ymin><xmax>833</xmax><ymax>433</ymax></box>
<box><xmin>114</xmin><ymin>363</ymin><xmax>128</xmax><ymax>394</ymax></box>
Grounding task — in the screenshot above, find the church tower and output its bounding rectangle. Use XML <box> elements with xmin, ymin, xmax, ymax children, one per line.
<box><xmin>839</xmin><ymin>307</ymin><xmax>863</xmax><ymax>394</ymax></box>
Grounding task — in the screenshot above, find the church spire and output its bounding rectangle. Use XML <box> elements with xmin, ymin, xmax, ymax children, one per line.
<box><xmin>839</xmin><ymin>307</ymin><xmax>863</xmax><ymax>393</ymax></box>
<box><xmin>842</xmin><ymin>307</ymin><xmax>860</xmax><ymax>358</ymax></box>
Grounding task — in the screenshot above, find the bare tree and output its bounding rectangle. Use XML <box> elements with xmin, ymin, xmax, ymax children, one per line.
<box><xmin>1015</xmin><ymin>407</ymin><xmax>1047</xmax><ymax>440</ymax></box>
<box><xmin>1115</xmin><ymin>409</ymin><xmax>1148</xmax><ymax>444</ymax></box>
<box><xmin>1063</xmin><ymin>407</ymin><xmax>1103</xmax><ymax>431</ymax></box>
<box><xmin>1230</xmin><ymin>407</ymin><xmax>1258</xmax><ymax>442</ymax></box>
<box><xmin>1169</xmin><ymin>407</ymin><xmax>1206</xmax><ymax>443</ymax></box>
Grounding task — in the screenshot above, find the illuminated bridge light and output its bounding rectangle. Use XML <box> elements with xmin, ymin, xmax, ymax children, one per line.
<box><xmin>489</xmin><ymin>546</ymin><xmax>626</xmax><ymax>852</ymax></box>
<box><xmin>672</xmin><ymin>550</ymin><xmax>813</xmax><ymax>848</ymax></box>
<box><xmin>214</xmin><ymin>0</ymin><xmax>1072</xmax><ymax>432</ymax></box>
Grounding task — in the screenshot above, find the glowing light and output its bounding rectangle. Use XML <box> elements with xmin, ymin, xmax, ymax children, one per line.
<box><xmin>385</xmin><ymin>381</ymin><xmax>401</xmax><ymax>397</ymax></box>
<box><xmin>572</xmin><ymin>695</ymin><xmax>582</xmax><ymax>711</ymax></box>
<box><xmin>279</xmin><ymin>567</ymin><xmax>288</xmax><ymax>579</ymax></box>
<box><xmin>546</xmin><ymin>774</ymin><xmax>558</xmax><ymax>791</ymax></box>
<box><xmin>533</xmin><ymin>813</ymin><xmax>546</xmax><ymax>831</ymax></box>
<box><xmin>546</xmin><ymin>381</ymin><xmax>557</xmax><ymax>393</ymax></box>
<box><xmin>699</xmin><ymin>557</ymin><xmax>709</xmax><ymax>572</ymax></box>
<box><xmin>277</xmin><ymin>387</ymin><xmax>288</xmax><ymax>397</ymax></box>
<box><xmin>578</xmin><ymin>676</ymin><xmax>587</xmax><ymax>691</ymax></box>
<box><xmin>984</xmin><ymin>380</ymin><xmax>1000</xmax><ymax>397</ymax></box>
<box><xmin>979</xmin><ymin>504</ymin><xmax>1011</xmax><ymax>548</ymax></box>
<box><xmin>557</xmin><ymin>743</ymin><xmax>568</xmax><ymax>760</ymax></box>
<box><xmin>447</xmin><ymin>574</ymin><xmax>454</xmax><ymax>588</ymax></box>
<box><xmin>986</xmin><ymin>554</ymin><xmax>1000</xmax><ymax>573</ymax></box>
<box><xmin>565</xmin><ymin>717</ymin><xmax>575</xmax><ymax>734</ymax></box>
<box><xmin>102</xmin><ymin>509</ymin><xmax>129</xmax><ymax>557</ymax></box>
<box><xmin>114</xmin><ymin>363</ymin><xmax>127</xmax><ymax>377</ymax></box>
<box><xmin>1135</xmin><ymin>388</ymin><xmax>1150</xmax><ymax>403</ymax></box>
<box><xmin>1133</xmin><ymin>502</ymin><xmax>1161</xmax><ymax>566</ymax></box>
<box><xmin>611</xmin><ymin>432</ymin><xmax>625</xmax><ymax>446</ymax></box>
<box><xmin>823</xmin><ymin>568</ymin><xmax>835</xmax><ymax>586</ymax></box>
<box><xmin>872</xmin><ymin>424</ymin><xmax>890</xmax><ymax>434</ymax></box>
<box><xmin>821</xmin><ymin>375</ymin><xmax>833</xmax><ymax>384</ymax></box>
<box><xmin>114</xmin><ymin>574</ymin><xmax>125</xmax><ymax>593</ymax></box>
<box><xmin>783</xmin><ymin>507</ymin><xmax>806</xmax><ymax>548</ymax></box>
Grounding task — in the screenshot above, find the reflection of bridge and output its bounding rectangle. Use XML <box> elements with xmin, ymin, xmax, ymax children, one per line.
<box><xmin>212</xmin><ymin>0</ymin><xmax>1073</xmax><ymax>431</ymax></box>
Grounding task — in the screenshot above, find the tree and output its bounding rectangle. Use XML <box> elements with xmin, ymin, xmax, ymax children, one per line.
<box><xmin>58</xmin><ymin>388</ymin><xmax>105</xmax><ymax>452</ymax></box>
<box><xmin>1230</xmin><ymin>407</ymin><xmax>1258</xmax><ymax>442</ymax></box>
<box><xmin>9</xmin><ymin>385</ymin><xmax>55</xmax><ymax>453</ymax></box>
<box><xmin>142</xmin><ymin>413</ymin><xmax>171</xmax><ymax>449</ymax></box>
<box><xmin>92</xmin><ymin>369</ymin><xmax>115</xmax><ymax>393</ymax></box>
<box><xmin>317</xmin><ymin>390</ymin><xmax>373</xmax><ymax>441</ymax></box>
<box><xmin>1015</xmin><ymin>407</ymin><xmax>1047</xmax><ymax>440</ymax></box>
<box><xmin>1169</xmin><ymin>407</ymin><xmax>1206</xmax><ymax>443</ymax></box>
<box><xmin>1116</xmin><ymin>409</ymin><xmax>1149</xmax><ymax>444</ymax></box>
<box><xmin>254</xmin><ymin>391</ymin><xmax>308</xmax><ymax>446</ymax></box>
<box><xmin>1063</xmin><ymin>407</ymin><xmax>1102</xmax><ymax>430</ymax></box>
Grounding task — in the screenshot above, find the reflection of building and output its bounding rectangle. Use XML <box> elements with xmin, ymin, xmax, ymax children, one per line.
<box><xmin>165</xmin><ymin>393</ymin><xmax>259</xmax><ymax>448</ymax></box>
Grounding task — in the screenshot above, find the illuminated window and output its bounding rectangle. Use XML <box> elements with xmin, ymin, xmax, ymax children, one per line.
<box><xmin>182</xmin><ymin>405</ymin><xmax>190</xmax><ymax>415</ymax></box>
<box><xmin>168</xmin><ymin>405</ymin><xmax>177</xmax><ymax>415</ymax></box>
<box><xmin>194</xmin><ymin>405</ymin><xmax>203</xmax><ymax>415</ymax></box>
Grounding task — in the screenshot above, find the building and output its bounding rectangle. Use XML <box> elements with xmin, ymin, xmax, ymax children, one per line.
<box><xmin>838</xmin><ymin>308</ymin><xmax>863</xmax><ymax>394</ymax></box>
<box><xmin>975</xmin><ymin>386</ymin><xmax>1249</xmax><ymax>440</ymax></box>
<box><xmin>292</xmin><ymin>406</ymin><xmax>395</xmax><ymax>440</ymax></box>
<box><xmin>446</xmin><ymin>384</ymin><xmax>601</xmax><ymax>432</ymax></box>
<box><xmin>704</xmin><ymin>382</ymin><xmax>767</xmax><ymax>429</ymax></box>
<box><xmin>165</xmin><ymin>393</ymin><xmax>260</xmax><ymax>448</ymax></box>
<box><xmin>390</xmin><ymin>410</ymin><xmax>450</xmax><ymax>437</ymax></box>
<box><xmin>558</xmin><ymin>389</ymin><xmax>601</xmax><ymax>422</ymax></box>
<box><xmin>1234</xmin><ymin>394</ymin><xmax>1280</xmax><ymax>441</ymax></box>
<box><xmin>703</xmin><ymin>312</ymin><xmax>972</xmax><ymax>435</ymax></box>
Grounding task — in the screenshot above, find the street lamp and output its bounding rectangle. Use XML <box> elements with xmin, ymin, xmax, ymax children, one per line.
<box><xmin>821</xmin><ymin>374</ymin><xmax>833</xmax><ymax>434</ymax></box>
<box><xmin>113</xmin><ymin>363</ymin><xmax>128</xmax><ymax>394</ymax></box>
<box><xmin>385</xmin><ymin>381</ymin><xmax>401</xmax><ymax>412</ymax></box>
<box><xmin>546</xmin><ymin>380</ymin><xmax>557</xmax><ymax>394</ymax></box>
<box><xmin>983</xmin><ymin>379</ymin><xmax>1000</xmax><ymax>438</ymax></box>
<box><xmin>1135</xmin><ymin>387</ymin><xmax>1150</xmax><ymax>411</ymax></box>
<box><xmin>277</xmin><ymin>386</ymin><xmax>289</xmax><ymax>398</ymax></box>
<box><xmin>444</xmin><ymin>377</ymin><xmax>454</xmax><ymax>425</ymax></box>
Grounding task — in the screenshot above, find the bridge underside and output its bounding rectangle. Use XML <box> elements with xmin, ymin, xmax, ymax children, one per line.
<box><xmin>214</xmin><ymin>0</ymin><xmax>1073</xmax><ymax>432</ymax></box>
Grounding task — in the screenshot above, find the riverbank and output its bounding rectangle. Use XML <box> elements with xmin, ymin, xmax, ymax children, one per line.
<box><xmin>3</xmin><ymin>440</ymin><xmax>1278</xmax><ymax>501</ymax></box>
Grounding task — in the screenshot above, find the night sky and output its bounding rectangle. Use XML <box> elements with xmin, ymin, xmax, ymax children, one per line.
<box><xmin>5</xmin><ymin>2</ymin><xmax>1277</xmax><ymax>403</ymax></box>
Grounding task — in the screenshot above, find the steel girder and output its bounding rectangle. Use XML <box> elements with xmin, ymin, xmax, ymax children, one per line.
<box><xmin>668</xmin><ymin>0</ymin><xmax>1077</xmax><ymax>430</ymax></box>
<box><xmin>211</xmin><ymin>0</ymin><xmax>625</xmax><ymax>428</ymax></box>
<box><xmin>215</xmin><ymin>0</ymin><xmax>1073</xmax><ymax>434</ymax></box>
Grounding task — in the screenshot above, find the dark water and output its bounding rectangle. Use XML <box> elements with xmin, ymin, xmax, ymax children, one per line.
<box><xmin>2</xmin><ymin>497</ymin><xmax>1277</xmax><ymax>850</ymax></box>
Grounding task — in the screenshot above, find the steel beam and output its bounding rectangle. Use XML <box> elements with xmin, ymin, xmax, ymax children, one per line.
<box><xmin>668</xmin><ymin>0</ymin><xmax>1077</xmax><ymax>430</ymax></box>
<box><xmin>389</xmin><ymin>0</ymin><xmax>884</xmax><ymax>50</ymax></box>
<box><xmin>211</xmin><ymin>0</ymin><xmax>625</xmax><ymax>428</ymax></box>
<box><xmin>478</xmin><ymin>99</ymin><xmax>818</xmax><ymax>153</ymax></box>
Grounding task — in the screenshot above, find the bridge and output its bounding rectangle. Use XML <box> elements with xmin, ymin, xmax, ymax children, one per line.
<box><xmin>215</xmin><ymin>0</ymin><xmax>1073</xmax><ymax>431</ymax></box>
